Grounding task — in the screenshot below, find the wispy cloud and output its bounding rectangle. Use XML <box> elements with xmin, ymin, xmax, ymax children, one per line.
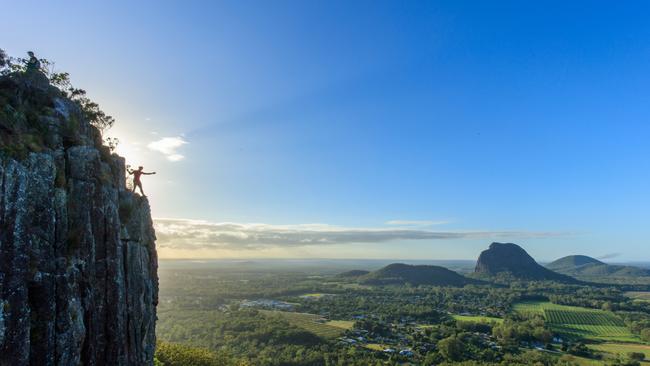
<box><xmin>147</xmin><ymin>136</ymin><xmax>188</xmax><ymax>161</ymax></box>
<box><xmin>597</xmin><ymin>253</ymin><xmax>621</xmax><ymax>260</ymax></box>
<box><xmin>385</xmin><ymin>220</ymin><xmax>449</xmax><ymax>226</ymax></box>
<box><xmin>154</xmin><ymin>218</ymin><xmax>568</xmax><ymax>251</ymax></box>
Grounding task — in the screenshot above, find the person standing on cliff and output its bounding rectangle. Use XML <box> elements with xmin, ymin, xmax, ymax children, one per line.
<box><xmin>26</xmin><ymin>51</ymin><xmax>41</xmax><ymax>72</ymax></box>
<box><xmin>127</xmin><ymin>166</ymin><xmax>156</xmax><ymax>196</ymax></box>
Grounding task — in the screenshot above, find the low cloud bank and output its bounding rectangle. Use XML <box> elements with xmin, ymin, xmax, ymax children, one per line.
<box><xmin>385</xmin><ymin>220</ymin><xmax>449</xmax><ymax>226</ymax></box>
<box><xmin>154</xmin><ymin>218</ymin><xmax>566</xmax><ymax>250</ymax></box>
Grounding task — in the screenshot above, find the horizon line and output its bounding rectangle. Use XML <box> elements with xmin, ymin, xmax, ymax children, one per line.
<box><xmin>157</xmin><ymin>257</ymin><xmax>650</xmax><ymax>263</ymax></box>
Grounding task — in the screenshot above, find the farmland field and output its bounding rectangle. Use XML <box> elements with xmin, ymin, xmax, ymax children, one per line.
<box><xmin>626</xmin><ymin>292</ymin><xmax>650</xmax><ymax>302</ymax></box>
<box><xmin>363</xmin><ymin>343</ymin><xmax>387</xmax><ymax>351</ymax></box>
<box><xmin>259</xmin><ymin>310</ymin><xmax>347</xmax><ymax>338</ymax></box>
<box><xmin>513</xmin><ymin>301</ymin><xmax>637</xmax><ymax>342</ymax></box>
<box><xmin>299</xmin><ymin>293</ymin><xmax>336</xmax><ymax>299</ymax></box>
<box><xmin>452</xmin><ymin>314</ymin><xmax>504</xmax><ymax>324</ymax></box>
<box><xmin>325</xmin><ymin>320</ymin><xmax>355</xmax><ymax>329</ymax></box>
<box><xmin>589</xmin><ymin>343</ymin><xmax>650</xmax><ymax>361</ymax></box>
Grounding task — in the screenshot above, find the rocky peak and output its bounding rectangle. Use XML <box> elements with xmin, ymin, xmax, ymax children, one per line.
<box><xmin>475</xmin><ymin>242</ymin><xmax>538</xmax><ymax>273</ymax></box>
<box><xmin>0</xmin><ymin>71</ymin><xmax>158</xmax><ymax>364</ymax></box>
<box><xmin>474</xmin><ymin>242</ymin><xmax>576</xmax><ymax>282</ymax></box>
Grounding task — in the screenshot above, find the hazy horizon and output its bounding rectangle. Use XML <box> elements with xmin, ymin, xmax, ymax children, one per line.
<box><xmin>158</xmin><ymin>256</ymin><xmax>650</xmax><ymax>266</ymax></box>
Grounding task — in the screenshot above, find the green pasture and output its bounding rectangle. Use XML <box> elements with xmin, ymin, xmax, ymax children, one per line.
<box><xmin>299</xmin><ymin>293</ymin><xmax>337</xmax><ymax>299</ymax></box>
<box><xmin>452</xmin><ymin>314</ymin><xmax>504</xmax><ymax>324</ymax></box>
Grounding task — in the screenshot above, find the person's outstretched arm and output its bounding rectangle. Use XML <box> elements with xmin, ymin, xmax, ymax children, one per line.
<box><xmin>143</xmin><ymin>171</ymin><xmax>156</xmax><ymax>175</ymax></box>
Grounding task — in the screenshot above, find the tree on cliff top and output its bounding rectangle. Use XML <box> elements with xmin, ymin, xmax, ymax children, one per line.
<box><xmin>0</xmin><ymin>49</ymin><xmax>115</xmax><ymax>135</ymax></box>
<box><xmin>0</xmin><ymin>49</ymin><xmax>7</xmax><ymax>68</ymax></box>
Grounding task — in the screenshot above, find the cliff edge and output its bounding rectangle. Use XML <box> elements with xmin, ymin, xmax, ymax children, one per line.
<box><xmin>0</xmin><ymin>69</ymin><xmax>158</xmax><ymax>365</ymax></box>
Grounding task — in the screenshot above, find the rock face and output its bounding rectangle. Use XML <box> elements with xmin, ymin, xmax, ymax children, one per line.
<box><xmin>0</xmin><ymin>72</ymin><xmax>158</xmax><ymax>365</ymax></box>
<box><xmin>474</xmin><ymin>242</ymin><xmax>575</xmax><ymax>282</ymax></box>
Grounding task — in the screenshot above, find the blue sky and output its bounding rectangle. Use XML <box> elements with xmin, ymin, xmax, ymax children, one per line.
<box><xmin>5</xmin><ymin>0</ymin><xmax>650</xmax><ymax>260</ymax></box>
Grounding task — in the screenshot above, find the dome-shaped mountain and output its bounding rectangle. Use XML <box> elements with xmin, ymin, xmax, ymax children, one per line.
<box><xmin>360</xmin><ymin>263</ymin><xmax>481</xmax><ymax>286</ymax></box>
<box><xmin>474</xmin><ymin>242</ymin><xmax>577</xmax><ymax>282</ymax></box>
<box><xmin>337</xmin><ymin>269</ymin><xmax>371</xmax><ymax>278</ymax></box>
<box><xmin>547</xmin><ymin>255</ymin><xmax>604</xmax><ymax>270</ymax></box>
<box><xmin>547</xmin><ymin>255</ymin><xmax>650</xmax><ymax>279</ymax></box>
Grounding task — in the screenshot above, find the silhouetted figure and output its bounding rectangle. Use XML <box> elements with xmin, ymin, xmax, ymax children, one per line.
<box><xmin>26</xmin><ymin>51</ymin><xmax>40</xmax><ymax>72</ymax></box>
<box><xmin>127</xmin><ymin>166</ymin><xmax>156</xmax><ymax>196</ymax></box>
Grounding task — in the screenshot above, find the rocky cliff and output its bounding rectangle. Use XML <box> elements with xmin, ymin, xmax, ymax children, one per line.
<box><xmin>0</xmin><ymin>71</ymin><xmax>158</xmax><ymax>365</ymax></box>
<box><xmin>474</xmin><ymin>242</ymin><xmax>576</xmax><ymax>283</ymax></box>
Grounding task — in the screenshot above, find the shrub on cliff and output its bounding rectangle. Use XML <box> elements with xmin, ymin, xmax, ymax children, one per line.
<box><xmin>0</xmin><ymin>49</ymin><xmax>115</xmax><ymax>137</ymax></box>
<box><xmin>0</xmin><ymin>49</ymin><xmax>7</xmax><ymax>69</ymax></box>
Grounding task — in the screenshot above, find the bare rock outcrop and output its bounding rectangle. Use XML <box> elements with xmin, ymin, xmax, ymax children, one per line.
<box><xmin>474</xmin><ymin>242</ymin><xmax>576</xmax><ymax>283</ymax></box>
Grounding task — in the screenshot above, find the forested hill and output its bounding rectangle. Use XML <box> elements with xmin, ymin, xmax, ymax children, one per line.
<box><xmin>359</xmin><ymin>263</ymin><xmax>482</xmax><ymax>286</ymax></box>
<box><xmin>548</xmin><ymin>255</ymin><xmax>650</xmax><ymax>279</ymax></box>
<box><xmin>336</xmin><ymin>269</ymin><xmax>370</xmax><ymax>278</ymax></box>
<box><xmin>548</xmin><ymin>255</ymin><xmax>605</xmax><ymax>269</ymax></box>
<box><xmin>0</xmin><ymin>54</ymin><xmax>158</xmax><ymax>365</ymax></box>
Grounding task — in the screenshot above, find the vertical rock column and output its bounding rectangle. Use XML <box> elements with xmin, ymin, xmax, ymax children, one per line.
<box><xmin>0</xmin><ymin>148</ymin><xmax>158</xmax><ymax>366</ymax></box>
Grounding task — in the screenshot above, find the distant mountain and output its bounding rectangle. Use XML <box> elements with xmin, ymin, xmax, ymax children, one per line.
<box><xmin>547</xmin><ymin>255</ymin><xmax>604</xmax><ymax>269</ymax></box>
<box><xmin>337</xmin><ymin>270</ymin><xmax>370</xmax><ymax>278</ymax></box>
<box><xmin>474</xmin><ymin>242</ymin><xmax>578</xmax><ymax>283</ymax></box>
<box><xmin>360</xmin><ymin>263</ymin><xmax>480</xmax><ymax>286</ymax></box>
<box><xmin>547</xmin><ymin>255</ymin><xmax>650</xmax><ymax>278</ymax></box>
